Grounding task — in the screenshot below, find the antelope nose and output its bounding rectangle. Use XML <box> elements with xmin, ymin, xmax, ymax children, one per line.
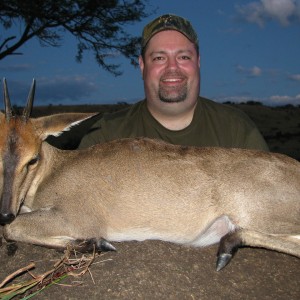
<box><xmin>0</xmin><ymin>213</ymin><xmax>16</xmax><ymax>225</ymax></box>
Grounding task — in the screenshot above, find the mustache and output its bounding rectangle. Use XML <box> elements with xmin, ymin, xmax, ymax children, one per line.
<box><xmin>160</xmin><ymin>71</ymin><xmax>186</xmax><ymax>81</ymax></box>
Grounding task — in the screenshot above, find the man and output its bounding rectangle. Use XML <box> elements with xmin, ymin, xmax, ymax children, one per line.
<box><xmin>78</xmin><ymin>14</ymin><xmax>268</xmax><ymax>150</ymax></box>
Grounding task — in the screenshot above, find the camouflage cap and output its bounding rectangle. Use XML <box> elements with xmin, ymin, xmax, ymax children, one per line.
<box><xmin>141</xmin><ymin>14</ymin><xmax>199</xmax><ymax>51</ymax></box>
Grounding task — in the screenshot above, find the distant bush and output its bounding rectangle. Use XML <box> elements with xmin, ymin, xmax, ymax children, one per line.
<box><xmin>222</xmin><ymin>101</ymin><xmax>234</xmax><ymax>105</ymax></box>
<box><xmin>117</xmin><ymin>101</ymin><xmax>129</xmax><ymax>106</ymax></box>
<box><xmin>278</xmin><ymin>104</ymin><xmax>294</xmax><ymax>109</ymax></box>
<box><xmin>245</xmin><ymin>101</ymin><xmax>263</xmax><ymax>106</ymax></box>
<box><xmin>12</xmin><ymin>104</ymin><xmax>22</xmax><ymax>114</ymax></box>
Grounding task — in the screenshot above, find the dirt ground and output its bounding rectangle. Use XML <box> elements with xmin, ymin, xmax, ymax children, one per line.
<box><xmin>0</xmin><ymin>236</ymin><xmax>299</xmax><ymax>299</ymax></box>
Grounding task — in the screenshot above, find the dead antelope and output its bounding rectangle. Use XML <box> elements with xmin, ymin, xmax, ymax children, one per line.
<box><xmin>0</xmin><ymin>80</ymin><xmax>300</xmax><ymax>271</ymax></box>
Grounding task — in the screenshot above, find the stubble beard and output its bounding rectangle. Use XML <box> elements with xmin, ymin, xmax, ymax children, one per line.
<box><xmin>158</xmin><ymin>72</ymin><xmax>188</xmax><ymax>103</ymax></box>
<box><xmin>158</xmin><ymin>85</ymin><xmax>187</xmax><ymax>103</ymax></box>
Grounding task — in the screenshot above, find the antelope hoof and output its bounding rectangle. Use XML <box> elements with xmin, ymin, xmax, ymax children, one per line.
<box><xmin>6</xmin><ymin>242</ymin><xmax>18</xmax><ymax>256</ymax></box>
<box><xmin>216</xmin><ymin>230</ymin><xmax>243</xmax><ymax>271</ymax></box>
<box><xmin>98</xmin><ymin>238</ymin><xmax>116</xmax><ymax>252</ymax></box>
<box><xmin>216</xmin><ymin>253</ymin><xmax>232</xmax><ymax>271</ymax></box>
<box><xmin>74</xmin><ymin>237</ymin><xmax>116</xmax><ymax>253</ymax></box>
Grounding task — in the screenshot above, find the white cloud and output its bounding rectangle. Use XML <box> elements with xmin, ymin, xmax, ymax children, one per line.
<box><xmin>268</xmin><ymin>94</ymin><xmax>300</xmax><ymax>105</ymax></box>
<box><xmin>270</xmin><ymin>95</ymin><xmax>294</xmax><ymax>103</ymax></box>
<box><xmin>235</xmin><ymin>0</ymin><xmax>300</xmax><ymax>27</ymax></box>
<box><xmin>262</xmin><ymin>0</ymin><xmax>297</xmax><ymax>26</ymax></box>
<box><xmin>236</xmin><ymin>64</ymin><xmax>262</xmax><ymax>77</ymax></box>
<box><xmin>0</xmin><ymin>64</ymin><xmax>33</xmax><ymax>72</ymax></box>
<box><xmin>235</xmin><ymin>2</ymin><xmax>266</xmax><ymax>27</ymax></box>
<box><xmin>1</xmin><ymin>76</ymin><xmax>99</xmax><ymax>106</ymax></box>
<box><xmin>251</xmin><ymin>66</ymin><xmax>262</xmax><ymax>76</ymax></box>
<box><xmin>288</xmin><ymin>73</ymin><xmax>300</xmax><ymax>81</ymax></box>
<box><xmin>36</xmin><ymin>76</ymin><xmax>98</xmax><ymax>102</ymax></box>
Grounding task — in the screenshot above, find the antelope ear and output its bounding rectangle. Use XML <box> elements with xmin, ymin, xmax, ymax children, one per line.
<box><xmin>0</xmin><ymin>110</ymin><xmax>4</xmax><ymax>124</ymax></box>
<box><xmin>32</xmin><ymin>112</ymin><xmax>99</xmax><ymax>140</ymax></box>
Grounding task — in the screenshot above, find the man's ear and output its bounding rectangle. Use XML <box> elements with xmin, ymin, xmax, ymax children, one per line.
<box><xmin>138</xmin><ymin>55</ymin><xmax>145</xmax><ymax>79</ymax></box>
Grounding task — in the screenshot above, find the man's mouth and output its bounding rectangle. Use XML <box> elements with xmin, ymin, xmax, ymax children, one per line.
<box><xmin>161</xmin><ymin>77</ymin><xmax>185</xmax><ymax>85</ymax></box>
<box><xmin>162</xmin><ymin>78</ymin><xmax>182</xmax><ymax>82</ymax></box>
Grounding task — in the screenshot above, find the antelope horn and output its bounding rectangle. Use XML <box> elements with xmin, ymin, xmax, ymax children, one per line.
<box><xmin>22</xmin><ymin>79</ymin><xmax>36</xmax><ymax>121</ymax></box>
<box><xmin>3</xmin><ymin>78</ymin><xmax>13</xmax><ymax>121</ymax></box>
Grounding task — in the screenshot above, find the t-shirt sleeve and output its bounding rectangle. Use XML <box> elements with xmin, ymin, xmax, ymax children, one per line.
<box><xmin>243</xmin><ymin>127</ymin><xmax>269</xmax><ymax>151</ymax></box>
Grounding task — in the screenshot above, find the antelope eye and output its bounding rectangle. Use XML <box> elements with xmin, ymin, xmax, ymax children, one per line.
<box><xmin>28</xmin><ymin>155</ymin><xmax>40</xmax><ymax>166</ymax></box>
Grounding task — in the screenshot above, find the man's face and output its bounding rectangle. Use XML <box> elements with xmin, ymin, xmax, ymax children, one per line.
<box><xmin>139</xmin><ymin>30</ymin><xmax>200</xmax><ymax>107</ymax></box>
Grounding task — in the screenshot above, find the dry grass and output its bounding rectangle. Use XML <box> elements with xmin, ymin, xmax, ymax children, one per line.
<box><xmin>236</xmin><ymin>104</ymin><xmax>300</xmax><ymax>160</ymax></box>
<box><xmin>0</xmin><ymin>245</ymin><xmax>110</xmax><ymax>299</ymax></box>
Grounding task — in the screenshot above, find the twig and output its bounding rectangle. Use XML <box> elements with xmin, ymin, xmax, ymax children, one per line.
<box><xmin>0</xmin><ymin>263</ymin><xmax>35</xmax><ymax>288</ymax></box>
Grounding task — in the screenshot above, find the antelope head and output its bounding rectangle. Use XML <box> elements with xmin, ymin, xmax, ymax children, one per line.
<box><xmin>0</xmin><ymin>79</ymin><xmax>41</xmax><ymax>224</ymax></box>
<box><xmin>0</xmin><ymin>79</ymin><xmax>99</xmax><ymax>225</ymax></box>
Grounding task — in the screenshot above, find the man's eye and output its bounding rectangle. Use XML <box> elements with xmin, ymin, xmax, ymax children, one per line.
<box><xmin>153</xmin><ymin>56</ymin><xmax>164</xmax><ymax>61</ymax></box>
<box><xmin>180</xmin><ymin>55</ymin><xmax>190</xmax><ymax>60</ymax></box>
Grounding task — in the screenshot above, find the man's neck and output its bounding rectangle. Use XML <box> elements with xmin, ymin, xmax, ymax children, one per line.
<box><xmin>147</xmin><ymin>100</ymin><xmax>198</xmax><ymax>131</ymax></box>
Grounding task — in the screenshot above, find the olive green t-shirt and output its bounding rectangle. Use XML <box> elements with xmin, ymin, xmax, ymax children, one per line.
<box><xmin>78</xmin><ymin>97</ymin><xmax>269</xmax><ymax>151</ymax></box>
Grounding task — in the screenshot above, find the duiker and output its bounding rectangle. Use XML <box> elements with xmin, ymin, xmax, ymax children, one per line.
<box><xmin>0</xmin><ymin>80</ymin><xmax>299</xmax><ymax>271</ymax></box>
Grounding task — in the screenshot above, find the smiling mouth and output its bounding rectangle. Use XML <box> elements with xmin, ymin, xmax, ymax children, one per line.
<box><xmin>162</xmin><ymin>78</ymin><xmax>182</xmax><ymax>82</ymax></box>
<box><xmin>161</xmin><ymin>77</ymin><xmax>186</xmax><ymax>85</ymax></box>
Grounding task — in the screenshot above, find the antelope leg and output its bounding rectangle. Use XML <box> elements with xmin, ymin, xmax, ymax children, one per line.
<box><xmin>216</xmin><ymin>230</ymin><xmax>242</xmax><ymax>271</ymax></box>
<box><xmin>3</xmin><ymin>209</ymin><xmax>111</xmax><ymax>252</ymax></box>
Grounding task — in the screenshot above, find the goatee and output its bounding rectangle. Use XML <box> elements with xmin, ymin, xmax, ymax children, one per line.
<box><xmin>159</xmin><ymin>71</ymin><xmax>188</xmax><ymax>103</ymax></box>
<box><xmin>159</xmin><ymin>86</ymin><xmax>187</xmax><ymax>103</ymax></box>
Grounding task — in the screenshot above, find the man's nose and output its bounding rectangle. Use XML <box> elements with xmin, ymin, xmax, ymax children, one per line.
<box><xmin>166</xmin><ymin>57</ymin><xmax>179</xmax><ymax>70</ymax></box>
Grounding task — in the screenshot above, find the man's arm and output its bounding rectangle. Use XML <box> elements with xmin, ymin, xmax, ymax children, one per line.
<box><xmin>244</xmin><ymin>128</ymin><xmax>269</xmax><ymax>151</ymax></box>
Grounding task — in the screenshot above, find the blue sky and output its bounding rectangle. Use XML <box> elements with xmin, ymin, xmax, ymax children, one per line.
<box><xmin>1</xmin><ymin>0</ymin><xmax>300</xmax><ymax>107</ymax></box>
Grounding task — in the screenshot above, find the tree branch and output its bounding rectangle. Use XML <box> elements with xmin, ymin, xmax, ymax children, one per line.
<box><xmin>0</xmin><ymin>35</ymin><xmax>16</xmax><ymax>51</ymax></box>
<box><xmin>0</xmin><ymin>0</ymin><xmax>153</xmax><ymax>74</ymax></box>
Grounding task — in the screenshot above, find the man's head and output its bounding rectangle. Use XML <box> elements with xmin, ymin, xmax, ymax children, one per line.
<box><xmin>141</xmin><ymin>14</ymin><xmax>199</xmax><ymax>58</ymax></box>
<box><xmin>138</xmin><ymin>14</ymin><xmax>200</xmax><ymax>123</ymax></box>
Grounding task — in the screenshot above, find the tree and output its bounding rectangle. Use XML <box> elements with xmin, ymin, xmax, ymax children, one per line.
<box><xmin>0</xmin><ymin>0</ymin><xmax>151</xmax><ymax>75</ymax></box>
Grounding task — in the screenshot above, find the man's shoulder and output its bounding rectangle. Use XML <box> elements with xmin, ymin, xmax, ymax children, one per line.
<box><xmin>90</xmin><ymin>100</ymin><xmax>144</xmax><ymax>128</ymax></box>
<box><xmin>199</xmin><ymin>97</ymin><xmax>255</xmax><ymax>125</ymax></box>
<box><xmin>102</xmin><ymin>100</ymin><xmax>144</xmax><ymax>122</ymax></box>
<box><xmin>198</xmin><ymin>97</ymin><xmax>269</xmax><ymax>151</ymax></box>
